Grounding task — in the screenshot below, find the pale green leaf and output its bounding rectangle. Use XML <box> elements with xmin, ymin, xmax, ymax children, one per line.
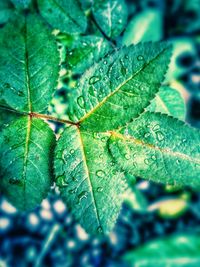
<box><xmin>0</xmin><ymin>13</ymin><xmax>59</xmax><ymax>113</ymax></box>
<box><xmin>0</xmin><ymin>117</ymin><xmax>55</xmax><ymax>210</ymax></box>
<box><xmin>68</xmin><ymin>42</ymin><xmax>172</xmax><ymax>131</ymax></box>
<box><xmin>37</xmin><ymin>0</ymin><xmax>87</xmax><ymax>34</ymax></box>
<box><xmin>92</xmin><ymin>0</ymin><xmax>128</xmax><ymax>39</ymax></box>
<box><xmin>122</xmin><ymin>9</ymin><xmax>163</xmax><ymax>46</ymax></box>
<box><xmin>123</xmin><ymin>233</ymin><xmax>200</xmax><ymax>267</ymax></box>
<box><xmin>147</xmin><ymin>86</ymin><xmax>186</xmax><ymax>120</ymax></box>
<box><xmin>109</xmin><ymin>112</ymin><xmax>200</xmax><ymax>188</ymax></box>
<box><xmin>54</xmin><ymin>126</ymin><xmax>127</xmax><ymax>234</ymax></box>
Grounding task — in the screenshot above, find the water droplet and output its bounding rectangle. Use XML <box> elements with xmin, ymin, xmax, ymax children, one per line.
<box><xmin>176</xmin><ymin>159</ymin><xmax>181</xmax><ymax>164</ymax></box>
<box><xmin>144</xmin><ymin>132</ymin><xmax>150</xmax><ymax>138</ymax></box>
<box><xmin>88</xmin><ymin>86</ymin><xmax>96</xmax><ymax>96</ymax></box>
<box><xmin>4</xmin><ymin>83</ymin><xmax>10</xmax><ymax>88</ymax></box>
<box><xmin>96</xmin><ymin>170</ymin><xmax>105</xmax><ymax>178</ymax></box>
<box><xmin>68</xmin><ymin>51</ymin><xmax>73</xmax><ymax>56</ymax></box>
<box><xmin>72</xmin><ymin>177</ymin><xmax>78</xmax><ymax>182</ymax></box>
<box><xmin>137</xmin><ymin>55</ymin><xmax>144</xmax><ymax>61</ymax></box>
<box><xmin>93</xmin><ymin>132</ymin><xmax>100</xmax><ymax>139</ymax></box>
<box><xmin>57</xmin><ymin>175</ymin><xmax>68</xmax><ymax>187</ymax></box>
<box><xmin>97</xmin><ymin>187</ymin><xmax>103</xmax><ymax>192</ymax></box>
<box><xmin>69</xmin><ymin>188</ymin><xmax>77</xmax><ymax>194</ymax></box>
<box><xmin>17</xmin><ymin>90</ymin><xmax>25</xmax><ymax>97</ymax></box>
<box><xmin>152</xmin><ymin>124</ymin><xmax>160</xmax><ymax>131</ymax></box>
<box><xmin>182</xmin><ymin>138</ymin><xmax>187</xmax><ymax>143</ymax></box>
<box><xmin>89</xmin><ymin>76</ymin><xmax>101</xmax><ymax>85</ymax></box>
<box><xmin>9</xmin><ymin>178</ymin><xmax>22</xmax><ymax>186</ymax></box>
<box><xmin>99</xmin><ymin>67</ymin><xmax>103</xmax><ymax>73</ymax></box>
<box><xmin>144</xmin><ymin>156</ymin><xmax>156</xmax><ymax>166</ymax></box>
<box><xmin>77</xmin><ymin>96</ymin><xmax>84</xmax><ymax>108</ymax></box>
<box><xmin>125</xmin><ymin>153</ymin><xmax>131</xmax><ymax>160</ymax></box>
<box><xmin>103</xmin><ymin>60</ymin><xmax>107</xmax><ymax>65</ymax></box>
<box><xmin>82</xmin><ymin>42</ymin><xmax>87</xmax><ymax>46</ymax></box>
<box><xmin>77</xmin><ymin>191</ymin><xmax>88</xmax><ymax>203</ymax></box>
<box><xmin>70</xmin><ymin>149</ymin><xmax>75</xmax><ymax>154</ymax></box>
<box><xmin>101</xmin><ymin>136</ymin><xmax>107</xmax><ymax>142</ymax></box>
<box><xmin>156</xmin><ymin>131</ymin><xmax>165</xmax><ymax>141</ymax></box>
<box><xmin>97</xmin><ymin>226</ymin><xmax>103</xmax><ymax>233</ymax></box>
<box><xmin>110</xmin><ymin>161</ymin><xmax>115</xmax><ymax>166</ymax></box>
<box><xmin>125</xmin><ymin>55</ymin><xmax>129</xmax><ymax>59</ymax></box>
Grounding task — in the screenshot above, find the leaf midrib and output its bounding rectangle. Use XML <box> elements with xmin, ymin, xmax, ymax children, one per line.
<box><xmin>78</xmin><ymin>47</ymin><xmax>169</xmax><ymax>125</ymax></box>
<box><xmin>77</xmin><ymin>127</ymin><xmax>101</xmax><ymax>230</ymax></box>
<box><xmin>112</xmin><ymin>131</ymin><xmax>200</xmax><ymax>165</ymax></box>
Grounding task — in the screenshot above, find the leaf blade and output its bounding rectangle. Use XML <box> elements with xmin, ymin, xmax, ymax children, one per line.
<box><xmin>0</xmin><ymin>117</ymin><xmax>55</xmax><ymax>210</ymax></box>
<box><xmin>109</xmin><ymin>112</ymin><xmax>200</xmax><ymax>187</ymax></box>
<box><xmin>0</xmin><ymin>13</ymin><xmax>59</xmax><ymax>113</ymax></box>
<box><xmin>54</xmin><ymin>125</ymin><xmax>127</xmax><ymax>234</ymax></box>
<box><xmin>68</xmin><ymin>42</ymin><xmax>172</xmax><ymax>131</ymax></box>
<box><xmin>37</xmin><ymin>0</ymin><xmax>87</xmax><ymax>34</ymax></box>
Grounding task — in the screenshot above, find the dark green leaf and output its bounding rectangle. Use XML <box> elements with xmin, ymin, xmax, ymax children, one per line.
<box><xmin>0</xmin><ymin>117</ymin><xmax>55</xmax><ymax>210</ymax></box>
<box><xmin>54</xmin><ymin>125</ymin><xmax>127</xmax><ymax>234</ymax></box>
<box><xmin>109</xmin><ymin>112</ymin><xmax>200</xmax><ymax>187</ymax></box>
<box><xmin>0</xmin><ymin>13</ymin><xmax>59</xmax><ymax>113</ymax></box>
<box><xmin>37</xmin><ymin>0</ymin><xmax>87</xmax><ymax>34</ymax></box>
<box><xmin>10</xmin><ymin>0</ymin><xmax>31</xmax><ymax>9</ymax></box>
<box><xmin>68</xmin><ymin>42</ymin><xmax>172</xmax><ymax>131</ymax></box>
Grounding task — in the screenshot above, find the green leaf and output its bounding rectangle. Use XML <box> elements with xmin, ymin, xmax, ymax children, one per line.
<box><xmin>122</xmin><ymin>9</ymin><xmax>163</xmax><ymax>46</ymax></box>
<box><xmin>0</xmin><ymin>117</ymin><xmax>55</xmax><ymax>210</ymax></box>
<box><xmin>147</xmin><ymin>86</ymin><xmax>186</xmax><ymax>120</ymax></box>
<box><xmin>10</xmin><ymin>0</ymin><xmax>31</xmax><ymax>9</ymax></box>
<box><xmin>92</xmin><ymin>0</ymin><xmax>128</xmax><ymax>39</ymax></box>
<box><xmin>0</xmin><ymin>13</ymin><xmax>59</xmax><ymax>113</ymax></box>
<box><xmin>65</xmin><ymin>35</ymin><xmax>112</xmax><ymax>74</ymax></box>
<box><xmin>123</xmin><ymin>233</ymin><xmax>200</xmax><ymax>267</ymax></box>
<box><xmin>109</xmin><ymin>112</ymin><xmax>200</xmax><ymax>188</ymax></box>
<box><xmin>37</xmin><ymin>0</ymin><xmax>87</xmax><ymax>34</ymax></box>
<box><xmin>54</xmin><ymin>126</ymin><xmax>127</xmax><ymax>234</ymax></box>
<box><xmin>68</xmin><ymin>42</ymin><xmax>172</xmax><ymax>131</ymax></box>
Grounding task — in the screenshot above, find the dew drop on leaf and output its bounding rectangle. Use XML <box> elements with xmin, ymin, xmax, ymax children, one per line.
<box><xmin>176</xmin><ymin>159</ymin><xmax>181</xmax><ymax>165</ymax></box>
<box><xmin>96</xmin><ymin>170</ymin><xmax>105</xmax><ymax>178</ymax></box>
<box><xmin>77</xmin><ymin>191</ymin><xmax>88</xmax><ymax>203</ymax></box>
<box><xmin>57</xmin><ymin>175</ymin><xmax>68</xmax><ymax>187</ymax></box>
<box><xmin>9</xmin><ymin>178</ymin><xmax>22</xmax><ymax>186</ymax></box>
<box><xmin>97</xmin><ymin>226</ymin><xmax>103</xmax><ymax>233</ymax></box>
<box><xmin>17</xmin><ymin>90</ymin><xmax>25</xmax><ymax>97</ymax></box>
<box><xmin>77</xmin><ymin>96</ymin><xmax>84</xmax><ymax>108</ymax></box>
<box><xmin>137</xmin><ymin>55</ymin><xmax>144</xmax><ymax>61</ymax></box>
<box><xmin>125</xmin><ymin>153</ymin><xmax>131</xmax><ymax>160</ymax></box>
<box><xmin>97</xmin><ymin>187</ymin><xmax>103</xmax><ymax>192</ymax></box>
<box><xmin>70</xmin><ymin>149</ymin><xmax>75</xmax><ymax>154</ymax></box>
<box><xmin>156</xmin><ymin>131</ymin><xmax>165</xmax><ymax>141</ymax></box>
<box><xmin>89</xmin><ymin>76</ymin><xmax>101</xmax><ymax>85</ymax></box>
<box><xmin>152</xmin><ymin>124</ymin><xmax>160</xmax><ymax>131</ymax></box>
<box><xmin>103</xmin><ymin>60</ymin><xmax>107</xmax><ymax>65</ymax></box>
<box><xmin>69</xmin><ymin>188</ymin><xmax>77</xmax><ymax>194</ymax></box>
<box><xmin>99</xmin><ymin>67</ymin><xmax>103</xmax><ymax>73</ymax></box>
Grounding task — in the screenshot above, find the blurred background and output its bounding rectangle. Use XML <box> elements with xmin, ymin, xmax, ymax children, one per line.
<box><xmin>0</xmin><ymin>0</ymin><xmax>200</xmax><ymax>266</ymax></box>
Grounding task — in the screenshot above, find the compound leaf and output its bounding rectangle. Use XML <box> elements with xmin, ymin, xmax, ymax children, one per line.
<box><xmin>0</xmin><ymin>13</ymin><xmax>59</xmax><ymax>113</ymax></box>
<box><xmin>0</xmin><ymin>117</ymin><xmax>55</xmax><ymax>210</ymax></box>
<box><xmin>37</xmin><ymin>0</ymin><xmax>87</xmax><ymax>34</ymax></box>
<box><xmin>68</xmin><ymin>42</ymin><xmax>172</xmax><ymax>131</ymax></box>
<box><xmin>92</xmin><ymin>0</ymin><xmax>128</xmax><ymax>39</ymax></box>
<box><xmin>123</xmin><ymin>233</ymin><xmax>200</xmax><ymax>267</ymax></box>
<box><xmin>109</xmin><ymin>112</ymin><xmax>200</xmax><ymax>187</ymax></box>
<box><xmin>54</xmin><ymin>125</ymin><xmax>127</xmax><ymax>234</ymax></box>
